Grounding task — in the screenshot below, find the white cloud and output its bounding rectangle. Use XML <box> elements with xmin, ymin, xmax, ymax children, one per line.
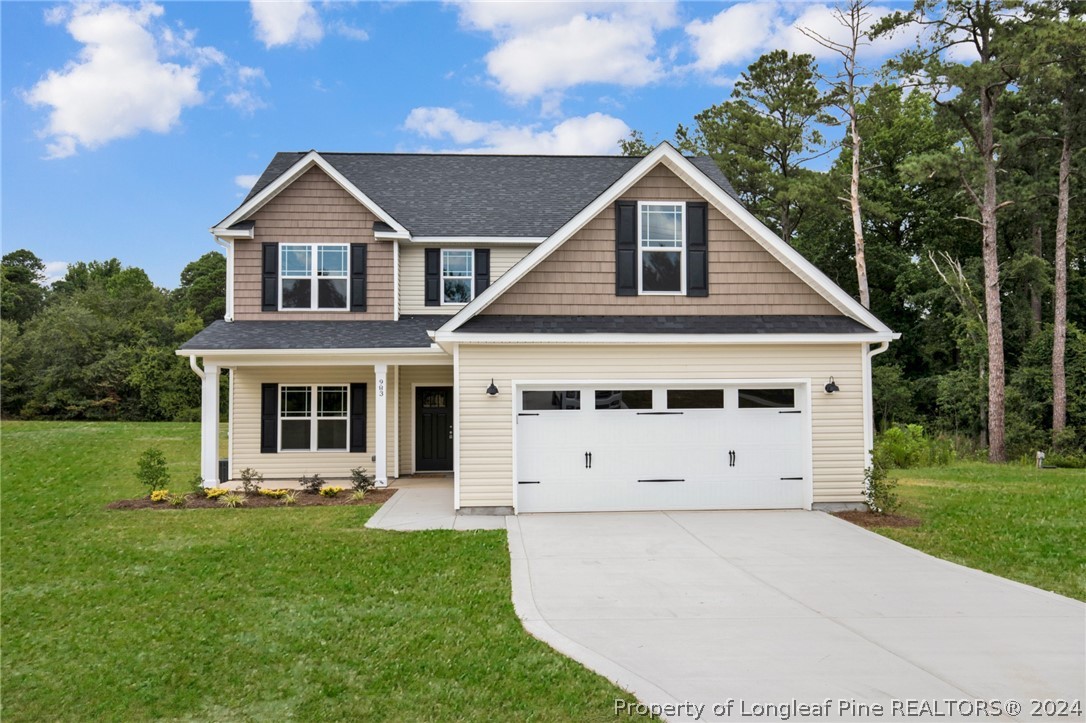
<box><xmin>235</xmin><ymin>174</ymin><xmax>260</xmax><ymax>190</ymax></box>
<box><xmin>452</xmin><ymin>1</ymin><xmax>677</xmax><ymax>101</ymax></box>
<box><xmin>331</xmin><ymin>20</ymin><xmax>369</xmax><ymax>42</ymax></box>
<box><xmin>404</xmin><ymin>107</ymin><xmax>630</xmax><ymax>155</ymax></box>
<box><xmin>685</xmin><ymin>2</ymin><xmax>915</xmax><ymax>73</ymax></box>
<box><xmin>42</xmin><ymin>261</ymin><xmax>69</xmax><ymax>285</ymax></box>
<box><xmin>250</xmin><ymin>0</ymin><xmax>323</xmax><ymax>49</ymax></box>
<box><xmin>25</xmin><ymin>3</ymin><xmax>264</xmax><ymax>159</ymax></box>
<box><xmin>25</xmin><ymin>3</ymin><xmax>201</xmax><ymax>159</ymax></box>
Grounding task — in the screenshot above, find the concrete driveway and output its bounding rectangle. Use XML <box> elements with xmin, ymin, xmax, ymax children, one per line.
<box><xmin>507</xmin><ymin>511</ymin><xmax>1085</xmax><ymax>722</ymax></box>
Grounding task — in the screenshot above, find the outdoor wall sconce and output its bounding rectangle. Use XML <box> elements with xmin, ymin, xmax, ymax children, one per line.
<box><xmin>824</xmin><ymin>377</ymin><xmax>840</xmax><ymax>394</ymax></box>
<box><xmin>486</xmin><ymin>379</ymin><xmax>499</xmax><ymax>396</ymax></box>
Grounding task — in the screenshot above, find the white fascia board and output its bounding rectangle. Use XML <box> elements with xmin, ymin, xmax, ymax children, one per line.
<box><xmin>408</xmin><ymin>236</ymin><xmax>545</xmax><ymax>245</ymax></box>
<box><xmin>432</xmin><ymin>332</ymin><xmax>900</xmax><ymax>345</ymax></box>
<box><xmin>210</xmin><ymin>227</ymin><xmax>254</xmax><ymax>240</ymax></box>
<box><xmin>216</xmin><ymin>151</ymin><xmax>409</xmax><ymax>235</ymax></box>
<box><xmin>174</xmin><ymin>346</ymin><xmax>451</xmax><ymax>365</ymax></box>
<box><xmin>374</xmin><ymin>230</ymin><xmax>412</xmax><ymax>241</ymax></box>
<box><xmin>438</xmin><ymin>142</ymin><xmax>893</xmax><ymax>336</ymax></box>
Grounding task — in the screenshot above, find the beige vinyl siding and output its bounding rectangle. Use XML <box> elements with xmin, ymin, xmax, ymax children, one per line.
<box><xmin>234</xmin><ymin>167</ymin><xmax>394</xmax><ymax>320</ymax></box>
<box><xmin>397</xmin><ymin>365</ymin><xmax>455</xmax><ymax>473</ymax></box>
<box><xmin>399</xmin><ymin>245</ymin><xmax>535</xmax><ymax>315</ymax></box>
<box><xmin>456</xmin><ymin>343</ymin><xmax>865</xmax><ymax>508</ymax></box>
<box><xmin>483</xmin><ymin>164</ymin><xmax>838</xmax><ymax>316</ymax></box>
<box><xmin>231</xmin><ymin>365</ymin><xmax>396</xmax><ymax>481</ymax></box>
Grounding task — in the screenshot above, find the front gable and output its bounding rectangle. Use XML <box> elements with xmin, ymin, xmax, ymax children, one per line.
<box><xmin>482</xmin><ymin>164</ymin><xmax>838</xmax><ymax>317</ymax></box>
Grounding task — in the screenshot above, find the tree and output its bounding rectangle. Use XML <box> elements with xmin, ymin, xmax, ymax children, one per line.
<box><xmin>675</xmin><ymin>50</ymin><xmax>836</xmax><ymax>242</ymax></box>
<box><xmin>877</xmin><ymin>0</ymin><xmax>1021</xmax><ymax>461</ymax></box>
<box><xmin>800</xmin><ymin>0</ymin><xmax>875</xmax><ymax>308</ymax></box>
<box><xmin>1</xmin><ymin>249</ymin><xmax>47</xmax><ymax>325</ymax></box>
<box><xmin>176</xmin><ymin>251</ymin><xmax>226</xmax><ymax>325</ymax></box>
<box><xmin>618</xmin><ymin>130</ymin><xmax>653</xmax><ymax>156</ymax></box>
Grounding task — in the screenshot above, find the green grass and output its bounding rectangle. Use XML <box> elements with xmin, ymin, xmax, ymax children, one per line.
<box><xmin>1</xmin><ymin>421</ymin><xmax>640</xmax><ymax>722</ymax></box>
<box><xmin>872</xmin><ymin>462</ymin><xmax>1086</xmax><ymax>601</ymax></box>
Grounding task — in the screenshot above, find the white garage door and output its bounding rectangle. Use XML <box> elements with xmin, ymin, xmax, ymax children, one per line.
<box><xmin>515</xmin><ymin>384</ymin><xmax>809</xmax><ymax>513</ymax></box>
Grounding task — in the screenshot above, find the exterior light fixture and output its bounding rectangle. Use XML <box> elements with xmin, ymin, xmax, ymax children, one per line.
<box><xmin>486</xmin><ymin>379</ymin><xmax>499</xmax><ymax>396</ymax></box>
<box><xmin>824</xmin><ymin>377</ymin><xmax>840</xmax><ymax>394</ymax></box>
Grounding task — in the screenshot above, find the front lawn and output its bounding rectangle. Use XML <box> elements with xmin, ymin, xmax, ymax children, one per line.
<box><xmin>1</xmin><ymin>421</ymin><xmax>639</xmax><ymax>721</ymax></box>
<box><xmin>867</xmin><ymin>462</ymin><xmax>1085</xmax><ymax>601</ymax></box>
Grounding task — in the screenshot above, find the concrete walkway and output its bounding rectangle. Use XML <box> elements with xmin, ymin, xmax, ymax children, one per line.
<box><xmin>507</xmin><ymin>510</ymin><xmax>1086</xmax><ymax>722</ymax></box>
<box><xmin>365</xmin><ymin>477</ymin><xmax>504</xmax><ymax>531</ymax></box>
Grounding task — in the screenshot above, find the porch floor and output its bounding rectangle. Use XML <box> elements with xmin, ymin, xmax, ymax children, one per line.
<box><xmin>366</xmin><ymin>476</ymin><xmax>507</xmax><ymax>531</ymax></box>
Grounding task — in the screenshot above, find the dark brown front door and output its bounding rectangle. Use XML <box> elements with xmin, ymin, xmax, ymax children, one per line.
<box><xmin>415</xmin><ymin>387</ymin><xmax>453</xmax><ymax>471</ymax></box>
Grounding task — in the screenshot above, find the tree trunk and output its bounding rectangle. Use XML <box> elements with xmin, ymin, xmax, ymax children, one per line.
<box><xmin>979</xmin><ymin>90</ymin><xmax>1006</xmax><ymax>462</ymax></box>
<box><xmin>1052</xmin><ymin>126</ymin><xmax>1070</xmax><ymax>437</ymax></box>
<box><xmin>1030</xmin><ymin>223</ymin><xmax>1042</xmax><ymax>334</ymax></box>
<box><xmin>851</xmin><ymin>113</ymin><xmax>870</xmax><ymax>308</ymax></box>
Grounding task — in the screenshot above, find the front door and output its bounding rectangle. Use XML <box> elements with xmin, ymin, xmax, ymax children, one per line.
<box><xmin>415</xmin><ymin>386</ymin><xmax>453</xmax><ymax>472</ymax></box>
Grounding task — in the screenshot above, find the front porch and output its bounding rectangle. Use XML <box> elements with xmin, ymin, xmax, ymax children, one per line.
<box><xmin>191</xmin><ymin>356</ymin><xmax>454</xmax><ymax>492</ymax></box>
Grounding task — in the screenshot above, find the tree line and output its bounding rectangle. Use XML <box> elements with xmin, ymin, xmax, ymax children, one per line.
<box><xmin>1</xmin><ymin>250</ymin><xmax>224</xmax><ymax>421</ymax></box>
<box><xmin>621</xmin><ymin>0</ymin><xmax>1084</xmax><ymax>462</ymax></box>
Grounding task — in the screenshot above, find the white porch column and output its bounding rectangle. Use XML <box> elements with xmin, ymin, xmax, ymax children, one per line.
<box><xmin>200</xmin><ymin>362</ymin><xmax>220</xmax><ymax>487</ymax></box>
<box><xmin>374</xmin><ymin>362</ymin><xmax>388</xmax><ymax>487</ymax></box>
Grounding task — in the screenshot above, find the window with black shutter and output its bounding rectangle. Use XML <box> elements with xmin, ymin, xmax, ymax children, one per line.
<box><xmin>350</xmin><ymin>243</ymin><xmax>367</xmax><ymax>312</ymax></box>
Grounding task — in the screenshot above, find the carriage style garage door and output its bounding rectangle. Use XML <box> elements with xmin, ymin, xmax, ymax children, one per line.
<box><xmin>515</xmin><ymin>383</ymin><xmax>810</xmax><ymax>513</ymax></box>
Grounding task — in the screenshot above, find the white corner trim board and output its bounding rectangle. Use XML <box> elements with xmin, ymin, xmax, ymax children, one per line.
<box><xmin>438</xmin><ymin>142</ymin><xmax>893</xmax><ymax>337</ymax></box>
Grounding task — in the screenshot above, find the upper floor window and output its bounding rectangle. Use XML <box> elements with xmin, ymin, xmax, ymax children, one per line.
<box><xmin>280</xmin><ymin>244</ymin><xmax>348</xmax><ymax>310</ymax></box>
<box><xmin>442</xmin><ymin>249</ymin><xmax>473</xmax><ymax>304</ymax></box>
<box><xmin>638</xmin><ymin>202</ymin><xmax>685</xmax><ymax>294</ymax></box>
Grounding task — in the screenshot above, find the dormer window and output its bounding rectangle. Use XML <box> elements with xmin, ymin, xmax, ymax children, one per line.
<box><xmin>638</xmin><ymin>202</ymin><xmax>685</xmax><ymax>294</ymax></box>
<box><xmin>442</xmin><ymin>249</ymin><xmax>474</xmax><ymax>305</ymax></box>
<box><xmin>280</xmin><ymin>244</ymin><xmax>348</xmax><ymax>310</ymax></box>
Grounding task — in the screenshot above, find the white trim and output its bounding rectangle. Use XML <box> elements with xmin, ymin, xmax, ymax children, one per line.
<box><xmin>210</xmin><ymin>226</ymin><xmax>254</xmax><ymax>240</ymax></box>
<box><xmin>200</xmin><ymin>362</ymin><xmax>220</xmax><ymax>487</ymax></box>
<box><xmin>216</xmin><ymin>151</ymin><xmax>409</xmax><ymax>234</ymax></box>
<box><xmin>392</xmin><ymin>366</ymin><xmax>400</xmax><ymax>478</ymax></box>
<box><xmin>803</xmin><ymin>380</ymin><xmax>814</xmax><ymax>510</ymax></box>
<box><xmin>410</xmin><ymin>382</ymin><xmax>455</xmax><ymax>475</ymax></box>
<box><xmin>434</xmin><ymin>332</ymin><xmax>898</xmax><ymax>346</ymax></box>
<box><xmin>410</xmin><ymin>236</ymin><xmax>545</xmax><ymax>245</ymax></box>
<box><xmin>863</xmin><ymin>341</ymin><xmax>890</xmax><ymax>471</ymax></box>
<box><xmin>228</xmin><ymin>367</ymin><xmax>234</xmax><ymax>482</ymax></box>
<box><xmin>374</xmin><ymin>229</ymin><xmax>411</xmax><ymax>241</ymax></box>
<box><xmin>176</xmin><ymin>347</ymin><xmax>449</xmax><ymax>364</ymax></box>
<box><xmin>392</xmin><ymin>241</ymin><xmax>400</xmax><ymax>321</ymax></box>
<box><xmin>636</xmin><ymin>201</ymin><xmax>686</xmax><ymax>296</ymax></box>
<box><xmin>375</xmin><ymin>363</ymin><xmax>388</xmax><ymax>486</ymax></box>
<box><xmin>438</xmin><ymin>143</ymin><xmax>892</xmax><ymax>335</ymax></box>
<box><xmin>214</xmin><ymin>238</ymin><xmax>235</xmax><ymax>321</ymax></box>
<box><xmin>453</xmin><ymin>343</ymin><xmax>461</xmax><ymax>510</ymax></box>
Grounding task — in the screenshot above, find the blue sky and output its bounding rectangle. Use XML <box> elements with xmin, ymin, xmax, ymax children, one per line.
<box><xmin>2</xmin><ymin>1</ymin><xmax>915</xmax><ymax>288</ymax></box>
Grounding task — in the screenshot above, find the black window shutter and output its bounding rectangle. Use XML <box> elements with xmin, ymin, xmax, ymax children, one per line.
<box><xmin>260</xmin><ymin>383</ymin><xmax>277</xmax><ymax>453</ymax></box>
<box><xmin>615</xmin><ymin>201</ymin><xmax>637</xmax><ymax>296</ymax></box>
<box><xmin>474</xmin><ymin>248</ymin><xmax>491</xmax><ymax>296</ymax></box>
<box><xmin>686</xmin><ymin>202</ymin><xmax>709</xmax><ymax>297</ymax></box>
<box><xmin>350</xmin><ymin>383</ymin><xmax>368</xmax><ymax>453</ymax></box>
<box><xmin>424</xmin><ymin>248</ymin><xmax>441</xmax><ymax>306</ymax></box>
<box><xmin>261</xmin><ymin>243</ymin><xmax>278</xmax><ymax>311</ymax></box>
<box><xmin>350</xmin><ymin>243</ymin><xmax>367</xmax><ymax>312</ymax></box>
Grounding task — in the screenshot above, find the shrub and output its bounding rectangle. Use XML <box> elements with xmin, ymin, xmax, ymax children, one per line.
<box><xmin>150</xmin><ymin>489</ymin><xmax>170</xmax><ymax>503</ymax></box>
<box><xmin>299</xmin><ymin>474</ymin><xmax>324</xmax><ymax>494</ymax></box>
<box><xmin>258</xmin><ymin>488</ymin><xmax>288</xmax><ymax>499</ymax></box>
<box><xmin>218</xmin><ymin>492</ymin><xmax>246</xmax><ymax>508</ymax></box>
<box><xmin>239</xmin><ymin>468</ymin><xmax>264</xmax><ymax>494</ymax></box>
<box><xmin>874</xmin><ymin>424</ymin><xmax>955</xmax><ymax>469</ymax></box>
<box><xmin>319</xmin><ymin>486</ymin><xmax>344</xmax><ymax>498</ymax></box>
<box><xmin>280</xmin><ymin>490</ymin><xmax>298</xmax><ymax>506</ymax></box>
<box><xmin>168</xmin><ymin>493</ymin><xmax>187</xmax><ymax>508</ymax></box>
<box><xmin>349</xmin><ymin>467</ymin><xmax>375</xmax><ymax>492</ymax></box>
<box><xmin>350</xmin><ymin>490</ymin><xmax>367</xmax><ymax>502</ymax></box>
<box><xmin>204</xmin><ymin>487</ymin><xmax>229</xmax><ymax>499</ymax></box>
<box><xmin>189</xmin><ymin>473</ymin><xmax>205</xmax><ymax>493</ymax></box>
<box><xmin>864</xmin><ymin>457</ymin><xmax>899</xmax><ymax>515</ymax></box>
<box><xmin>136</xmin><ymin>448</ymin><xmax>170</xmax><ymax>493</ymax></box>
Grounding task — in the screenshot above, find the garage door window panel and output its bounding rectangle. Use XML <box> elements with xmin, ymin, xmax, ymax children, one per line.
<box><xmin>667</xmin><ymin>389</ymin><xmax>725</xmax><ymax>409</ymax></box>
<box><xmin>738</xmin><ymin>389</ymin><xmax>796</xmax><ymax>409</ymax></box>
<box><xmin>522</xmin><ymin>390</ymin><xmax>581</xmax><ymax>411</ymax></box>
<box><xmin>595</xmin><ymin>390</ymin><xmax>652</xmax><ymax>410</ymax></box>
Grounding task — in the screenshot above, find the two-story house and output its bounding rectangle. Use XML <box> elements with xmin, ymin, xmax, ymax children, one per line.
<box><xmin>179</xmin><ymin>143</ymin><xmax>898</xmax><ymax>514</ymax></box>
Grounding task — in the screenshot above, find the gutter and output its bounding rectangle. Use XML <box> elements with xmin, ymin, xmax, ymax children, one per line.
<box><xmin>863</xmin><ymin>341</ymin><xmax>891</xmax><ymax>471</ymax></box>
<box><xmin>188</xmin><ymin>355</ymin><xmax>205</xmax><ymax>380</ymax></box>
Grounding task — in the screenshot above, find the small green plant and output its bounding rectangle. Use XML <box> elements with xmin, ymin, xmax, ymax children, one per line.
<box><xmin>136</xmin><ymin>447</ymin><xmax>170</xmax><ymax>493</ymax></box>
<box><xmin>864</xmin><ymin>456</ymin><xmax>900</xmax><ymax>515</ymax></box>
<box><xmin>350</xmin><ymin>467</ymin><xmax>375</xmax><ymax>492</ymax></box>
<box><xmin>218</xmin><ymin>492</ymin><xmax>246</xmax><ymax>508</ymax></box>
<box><xmin>258</xmin><ymin>488</ymin><xmax>288</xmax><ymax>499</ymax></box>
<box><xmin>204</xmin><ymin>487</ymin><xmax>229</xmax><ymax>499</ymax></box>
<box><xmin>299</xmin><ymin>474</ymin><xmax>324</xmax><ymax>494</ymax></box>
<box><xmin>239</xmin><ymin>467</ymin><xmax>264</xmax><ymax>494</ymax></box>
<box><xmin>189</xmin><ymin>473</ymin><xmax>205</xmax><ymax>493</ymax></box>
<box><xmin>280</xmin><ymin>490</ymin><xmax>298</xmax><ymax>506</ymax></box>
<box><xmin>349</xmin><ymin>489</ymin><xmax>367</xmax><ymax>502</ymax></box>
<box><xmin>168</xmin><ymin>493</ymin><xmax>187</xmax><ymax>508</ymax></box>
<box><xmin>319</xmin><ymin>486</ymin><xmax>344</xmax><ymax>498</ymax></box>
<box><xmin>150</xmin><ymin>489</ymin><xmax>170</xmax><ymax>503</ymax></box>
<box><xmin>874</xmin><ymin>424</ymin><xmax>955</xmax><ymax>469</ymax></box>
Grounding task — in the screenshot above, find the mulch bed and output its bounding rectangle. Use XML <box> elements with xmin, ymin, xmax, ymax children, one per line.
<box><xmin>832</xmin><ymin>510</ymin><xmax>921</xmax><ymax>529</ymax></box>
<box><xmin>107</xmin><ymin>488</ymin><xmax>396</xmax><ymax>510</ymax></box>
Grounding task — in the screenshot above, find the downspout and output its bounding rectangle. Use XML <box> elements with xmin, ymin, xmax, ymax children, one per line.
<box><xmin>213</xmin><ymin>237</ymin><xmax>234</xmax><ymax>322</ymax></box>
<box><xmin>189</xmin><ymin>354</ymin><xmax>205</xmax><ymax>380</ymax></box>
<box><xmin>863</xmin><ymin>342</ymin><xmax>890</xmax><ymax>470</ymax></box>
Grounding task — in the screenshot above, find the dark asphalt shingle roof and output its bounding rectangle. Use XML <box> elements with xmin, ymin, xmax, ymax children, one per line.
<box><xmin>237</xmin><ymin>153</ymin><xmax>739</xmax><ymax>238</ymax></box>
<box><xmin>456</xmin><ymin>315</ymin><xmax>873</xmax><ymax>335</ymax></box>
<box><xmin>180</xmin><ymin>316</ymin><xmax>445</xmax><ymax>350</ymax></box>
